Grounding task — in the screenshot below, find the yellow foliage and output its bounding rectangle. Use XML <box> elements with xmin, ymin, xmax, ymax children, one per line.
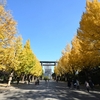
<box><xmin>76</xmin><ymin>0</ymin><xmax>100</xmax><ymax>70</ymax></box>
<box><xmin>0</xmin><ymin>5</ymin><xmax>17</xmax><ymax>71</ymax></box>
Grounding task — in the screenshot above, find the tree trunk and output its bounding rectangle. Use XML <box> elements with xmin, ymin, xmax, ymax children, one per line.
<box><xmin>21</xmin><ymin>75</ymin><xmax>25</xmax><ymax>83</ymax></box>
<box><xmin>31</xmin><ymin>75</ymin><xmax>34</xmax><ymax>82</ymax></box>
<box><xmin>7</xmin><ymin>71</ymin><xmax>14</xmax><ymax>86</ymax></box>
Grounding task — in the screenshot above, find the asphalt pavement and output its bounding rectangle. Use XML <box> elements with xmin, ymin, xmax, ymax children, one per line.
<box><xmin>0</xmin><ymin>80</ymin><xmax>100</xmax><ymax>100</ymax></box>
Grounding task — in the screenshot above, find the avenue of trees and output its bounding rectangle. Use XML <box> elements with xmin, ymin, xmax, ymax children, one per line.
<box><xmin>54</xmin><ymin>0</ymin><xmax>100</xmax><ymax>84</ymax></box>
<box><xmin>0</xmin><ymin>1</ymin><xmax>43</xmax><ymax>85</ymax></box>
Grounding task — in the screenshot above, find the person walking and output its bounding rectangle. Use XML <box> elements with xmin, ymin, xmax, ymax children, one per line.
<box><xmin>89</xmin><ymin>79</ymin><xmax>94</xmax><ymax>90</ymax></box>
<box><xmin>85</xmin><ymin>81</ymin><xmax>90</xmax><ymax>92</ymax></box>
<box><xmin>37</xmin><ymin>78</ymin><xmax>39</xmax><ymax>85</ymax></box>
<box><xmin>76</xmin><ymin>79</ymin><xmax>80</xmax><ymax>89</ymax></box>
<box><xmin>67</xmin><ymin>79</ymin><xmax>71</xmax><ymax>88</ymax></box>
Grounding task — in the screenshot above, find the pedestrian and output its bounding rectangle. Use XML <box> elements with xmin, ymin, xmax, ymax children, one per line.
<box><xmin>56</xmin><ymin>78</ymin><xmax>58</xmax><ymax>82</ymax></box>
<box><xmin>35</xmin><ymin>77</ymin><xmax>39</xmax><ymax>85</ymax></box>
<box><xmin>73</xmin><ymin>79</ymin><xmax>76</xmax><ymax>88</ymax></box>
<box><xmin>76</xmin><ymin>79</ymin><xmax>80</xmax><ymax>89</ymax></box>
<box><xmin>37</xmin><ymin>78</ymin><xmax>39</xmax><ymax>85</ymax></box>
<box><xmin>89</xmin><ymin>79</ymin><xmax>94</xmax><ymax>90</ymax></box>
<box><xmin>17</xmin><ymin>76</ymin><xmax>20</xmax><ymax>84</ymax></box>
<box><xmin>85</xmin><ymin>81</ymin><xmax>90</xmax><ymax>92</ymax></box>
<box><xmin>67</xmin><ymin>79</ymin><xmax>71</xmax><ymax>88</ymax></box>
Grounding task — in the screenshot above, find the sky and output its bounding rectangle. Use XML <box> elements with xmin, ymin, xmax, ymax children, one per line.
<box><xmin>6</xmin><ymin>0</ymin><xmax>86</xmax><ymax>71</ymax></box>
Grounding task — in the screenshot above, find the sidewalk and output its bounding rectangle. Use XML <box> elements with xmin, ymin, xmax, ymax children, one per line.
<box><xmin>0</xmin><ymin>83</ymin><xmax>7</xmax><ymax>87</ymax></box>
<box><xmin>0</xmin><ymin>83</ymin><xmax>18</xmax><ymax>91</ymax></box>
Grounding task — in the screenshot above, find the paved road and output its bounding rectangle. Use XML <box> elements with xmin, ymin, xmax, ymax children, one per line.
<box><xmin>0</xmin><ymin>80</ymin><xmax>100</xmax><ymax>100</ymax></box>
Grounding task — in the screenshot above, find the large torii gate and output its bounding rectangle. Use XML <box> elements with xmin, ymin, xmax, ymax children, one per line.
<box><xmin>40</xmin><ymin>61</ymin><xmax>58</xmax><ymax>66</ymax></box>
<box><xmin>40</xmin><ymin>61</ymin><xmax>58</xmax><ymax>78</ymax></box>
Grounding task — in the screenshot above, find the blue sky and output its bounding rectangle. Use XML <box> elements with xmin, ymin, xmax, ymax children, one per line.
<box><xmin>6</xmin><ymin>0</ymin><xmax>86</xmax><ymax>71</ymax></box>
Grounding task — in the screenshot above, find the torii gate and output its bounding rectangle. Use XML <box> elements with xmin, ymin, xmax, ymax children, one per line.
<box><xmin>40</xmin><ymin>61</ymin><xmax>58</xmax><ymax>66</ymax></box>
<box><xmin>40</xmin><ymin>61</ymin><xmax>58</xmax><ymax>78</ymax></box>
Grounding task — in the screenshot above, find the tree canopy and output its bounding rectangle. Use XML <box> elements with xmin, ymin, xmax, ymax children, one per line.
<box><xmin>54</xmin><ymin>0</ymin><xmax>100</xmax><ymax>77</ymax></box>
<box><xmin>0</xmin><ymin>4</ymin><xmax>43</xmax><ymax>77</ymax></box>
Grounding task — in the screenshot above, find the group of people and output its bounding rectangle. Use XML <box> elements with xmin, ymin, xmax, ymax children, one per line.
<box><xmin>67</xmin><ymin>78</ymin><xmax>94</xmax><ymax>92</ymax></box>
<box><xmin>67</xmin><ymin>79</ymin><xmax>80</xmax><ymax>89</ymax></box>
<box><xmin>85</xmin><ymin>80</ymin><xmax>94</xmax><ymax>92</ymax></box>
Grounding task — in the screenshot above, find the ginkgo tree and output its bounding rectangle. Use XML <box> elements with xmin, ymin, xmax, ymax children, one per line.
<box><xmin>19</xmin><ymin>40</ymin><xmax>36</xmax><ymax>74</ymax></box>
<box><xmin>54</xmin><ymin>37</ymin><xmax>82</xmax><ymax>77</ymax></box>
<box><xmin>0</xmin><ymin>1</ymin><xmax>43</xmax><ymax>84</ymax></box>
<box><xmin>11</xmin><ymin>36</ymin><xmax>23</xmax><ymax>75</ymax></box>
<box><xmin>0</xmin><ymin>4</ymin><xmax>17</xmax><ymax>70</ymax></box>
<box><xmin>0</xmin><ymin>3</ymin><xmax>18</xmax><ymax>86</ymax></box>
<box><xmin>54</xmin><ymin>0</ymin><xmax>100</xmax><ymax>83</ymax></box>
<box><xmin>30</xmin><ymin>59</ymin><xmax>43</xmax><ymax>77</ymax></box>
<box><xmin>54</xmin><ymin>44</ymin><xmax>71</xmax><ymax>77</ymax></box>
<box><xmin>77</xmin><ymin>0</ymin><xmax>100</xmax><ymax>71</ymax></box>
<box><xmin>19</xmin><ymin>40</ymin><xmax>43</xmax><ymax>77</ymax></box>
<box><xmin>68</xmin><ymin>36</ymin><xmax>82</xmax><ymax>74</ymax></box>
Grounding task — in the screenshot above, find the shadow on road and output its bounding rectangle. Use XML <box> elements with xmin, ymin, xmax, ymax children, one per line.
<box><xmin>1</xmin><ymin>80</ymin><xmax>100</xmax><ymax>100</ymax></box>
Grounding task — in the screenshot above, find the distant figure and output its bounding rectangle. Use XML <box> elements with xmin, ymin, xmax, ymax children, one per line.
<box><xmin>37</xmin><ymin>78</ymin><xmax>39</xmax><ymax>85</ymax></box>
<box><xmin>35</xmin><ymin>78</ymin><xmax>39</xmax><ymax>85</ymax></box>
<box><xmin>45</xmin><ymin>79</ymin><xmax>47</xmax><ymax>82</ymax></box>
<box><xmin>17</xmin><ymin>76</ymin><xmax>20</xmax><ymax>84</ymax></box>
<box><xmin>85</xmin><ymin>81</ymin><xmax>90</xmax><ymax>92</ymax></box>
<box><xmin>56</xmin><ymin>78</ymin><xmax>58</xmax><ymax>82</ymax></box>
<box><xmin>76</xmin><ymin>79</ymin><xmax>80</xmax><ymax>89</ymax></box>
<box><xmin>72</xmin><ymin>79</ymin><xmax>76</xmax><ymax>88</ymax></box>
<box><xmin>27</xmin><ymin>74</ymin><xmax>31</xmax><ymax>84</ymax></box>
<box><xmin>89</xmin><ymin>80</ymin><xmax>94</xmax><ymax>90</ymax></box>
<box><xmin>67</xmin><ymin>79</ymin><xmax>71</xmax><ymax>88</ymax></box>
